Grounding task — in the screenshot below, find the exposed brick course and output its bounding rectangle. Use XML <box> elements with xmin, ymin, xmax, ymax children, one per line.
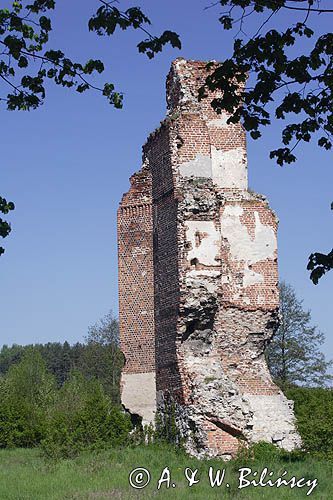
<box><xmin>117</xmin><ymin>166</ymin><xmax>155</xmax><ymax>374</ymax></box>
<box><xmin>118</xmin><ymin>59</ymin><xmax>301</xmax><ymax>457</ymax></box>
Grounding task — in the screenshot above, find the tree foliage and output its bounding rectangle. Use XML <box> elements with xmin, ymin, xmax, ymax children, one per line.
<box><xmin>0</xmin><ymin>196</ymin><xmax>14</xmax><ymax>256</ymax></box>
<box><xmin>0</xmin><ymin>341</ymin><xmax>81</xmax><ymax>385</ymax></box>
<box><xmin>81</xmin><ymin>311</ymin><xmax>124</xmax><ymax>403</ymax></box>
<box><xmin>0</xmin><ymin>335</ymin><xmax>131</xmax><ymax>455</ymax></box>
<box><xmin>266</xmin><ymin>281</ymin><xmax>332</xmax><ymax>389</ymax></box>
<box><xmin>85</xmin><ymin>310</ymin><xmax>119</xmax><ymax>346</ymax></box>
<box><xmin>0</xmin><ymin>311</ymin><xmax>123</xmax><ymax>403</ymax></box>
<box><xmin>307</xmin><ymin>202</ymin><xmax>333</xmax><ymax>283</ymax></box>
<box><xmin>5</xmin><ymin>348</ymin><xmax>56</xmax><ymax>407</ymax></box>
<box><xmin>41</xmin><ymin>371</ymin><xmax>131</xmax><ymax>459</ymax></box>
<box><xmin>0</xmin><ymin>349</ymin><xmax>56</xmax><ymax>447</ymax></box>
<box><xmin>199</xmin><ymin>1</ymin><xmax>333</xmax><ymax>281</ymax></box>
<box><xmin>0</xmin><ymin>1</ymin><xmax>180</xmax><ymax>110</ymax></box>
<box><xmin>0</xmin><ymin>0</ymin><xmax>180</xmax><ymax>255</ymax></box>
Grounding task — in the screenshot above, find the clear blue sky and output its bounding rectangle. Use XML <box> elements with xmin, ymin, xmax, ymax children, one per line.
<box><xmin>1</xmin><ymin>1</ymin><xmax>332</xmax><ymax>362</ymax></box>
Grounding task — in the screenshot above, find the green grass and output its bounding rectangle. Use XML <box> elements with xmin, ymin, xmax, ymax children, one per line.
<box><xmin>0</xmin><ymin>445</ymin><xmax>331</xmax><ymax>499</ymax></box>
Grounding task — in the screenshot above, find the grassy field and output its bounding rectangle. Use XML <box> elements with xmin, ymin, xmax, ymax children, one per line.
<box><xmin>0</xmin><ymin>445</ymin><xmax>331</xmax><ymax>499</ymax></box>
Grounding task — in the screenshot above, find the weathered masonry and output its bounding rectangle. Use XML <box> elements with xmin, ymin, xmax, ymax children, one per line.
<box><xmin>118</xmin><ymin>59</ymin><xmax>301</xmax><ymax>457</ymax></box>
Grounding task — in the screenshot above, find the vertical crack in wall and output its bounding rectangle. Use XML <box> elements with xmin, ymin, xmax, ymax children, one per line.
<box><xmin>118</xmin><ymin>59</ymin><xmax>301</xmax><ymax>457</ymax></box>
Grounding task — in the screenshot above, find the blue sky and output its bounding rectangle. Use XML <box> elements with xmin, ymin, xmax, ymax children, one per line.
<box><xmin>1</xmin><ymin>1</ymin><xmax>332</xmax><ymax>362</ymax></box>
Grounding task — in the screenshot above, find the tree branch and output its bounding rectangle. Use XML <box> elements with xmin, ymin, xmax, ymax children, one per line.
<box><xmin>207</xmin><ymin>0</ymin><xmax>333</xmax><ymax>14</ymax></box>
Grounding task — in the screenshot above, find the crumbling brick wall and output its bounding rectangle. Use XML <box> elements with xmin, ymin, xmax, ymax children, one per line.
<box><xmin>117</xmin><ymin>164</ymin><xmax>156</xmax><ymax>424</ymax></box>
<box><xmin>118</xmin><ymin>58</ymin><xmax>301</xmax><ymax>457</ymax></box>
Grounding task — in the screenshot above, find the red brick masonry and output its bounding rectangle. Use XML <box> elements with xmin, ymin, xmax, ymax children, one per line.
<box><xmin>118</xmin><ymin>59</ymin><xmax>301</xmax><ymax>457</ymax></box>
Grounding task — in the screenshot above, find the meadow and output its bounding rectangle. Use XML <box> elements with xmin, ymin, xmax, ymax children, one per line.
<box><xmin>0</xmin><ymin>345</ymin><xmax>332</xmax><ymax>499</ymax></box>
<box><xmin>0</xmin><ymin>445</ymin><xmax>331</xmax><ymax>500</ymax></box>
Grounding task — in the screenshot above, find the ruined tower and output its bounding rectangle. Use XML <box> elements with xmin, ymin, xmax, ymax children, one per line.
<box><xmin>118</xmin><ymin>59</ymin><xmax>301</xmax><ymax>457</ymax></box>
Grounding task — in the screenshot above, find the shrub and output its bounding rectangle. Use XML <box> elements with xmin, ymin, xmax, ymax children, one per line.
<box><xmin>286</xmin><ymin>386</ymin><xmax>333</xmax><ymax>459</ymax></box>
<box><xmin>0</xmin><ymin>350</ymin><xmax>56</xmax><ymax>448</ymax></box>
<box><xmin>233</xmin><ymin>441</ymin><xmax>306</xmax><ymax>470</ymax></box>
<box><xmin>41</xmin><ymin>371</ymin><xmax>131</xmax><ymax>459</ymax></box>
<box><xmin>155</xmin><ymin>398</ymin><xmax>182</xmax><ymax>446</ymax></box>
<box><xmin>128</xmin><ymin>423</ymin><xmax>155</xmax><ymax>447</ymax></box>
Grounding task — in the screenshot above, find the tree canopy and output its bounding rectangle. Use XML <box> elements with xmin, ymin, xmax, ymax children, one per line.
<box><xmin>0</xmin><ymin>1</ymin><xmax>331</xmax><ymax>282</ymax></box>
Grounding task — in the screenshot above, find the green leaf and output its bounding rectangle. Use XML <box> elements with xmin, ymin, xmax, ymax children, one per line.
<box><xmin>39</xmin><ymin>16</ymin><xmax>51</xmax><ymax>32</ymax></box>
<box><xmin>76</xmin><ymin>83</ymin><xmax>89</xmax><ymax>93</ymax></box>
<box><xmin>219</xmin><ymin>15</ymin><xmax>232</xmax><ymax>30</ymax></box>
<box><xmin>83</xmin><ymin>60</ymin><xmax>104</xmax><ymax>75</ymax></box>
<box><xmin>18</xmin><ymin>56</ymin><xmax>28</xmax><ymax>68</ymax></box>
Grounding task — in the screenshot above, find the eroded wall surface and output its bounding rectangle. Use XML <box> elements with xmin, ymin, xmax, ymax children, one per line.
<box><xmin>118</xmin><ymin>59</ymin><xmax>301</xmax><ymax>456</ymax></box>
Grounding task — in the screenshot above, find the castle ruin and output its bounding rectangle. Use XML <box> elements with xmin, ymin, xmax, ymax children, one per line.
<box><xmin>117</xmin><ymin>59</ymin><xmax>301</xmax><ymax>458</ymax></box>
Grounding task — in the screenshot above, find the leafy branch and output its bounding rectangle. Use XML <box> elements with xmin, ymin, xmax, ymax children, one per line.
<box><xmin>0</xmin><ymin>0</ymin><xmax>181</xmax><ymax>257</ymax></box>
<box><xmin>0</xmin><ymin>197</ymin><xmax>15</xmax><ymax>256</ymax></box>
<box><xmin>200</xmin><ymin>1</ymin><xmax>333</xmax><ymax>282</ymax></box>
<box><xmin>0</xmin><ymin>1</ymin><xmax>181</xmax><ymax>110</ymax></box>
<box><xmin>201</xmin><ymin>2</ymin><xmax>333</xmax><ymax>165</ymax></box>
<box><xmin>307</xmin><ymin>202</ymin><xmax>333</xmax><ymax>284</ymax></box>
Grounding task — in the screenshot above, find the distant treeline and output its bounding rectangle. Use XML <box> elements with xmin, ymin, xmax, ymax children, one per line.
<box><xmin>0</xmin><ymin>311</ymin><xmax>123</xmax><ymax>404</ymax></box>
<box><xmin>0</xmin><ymin>340</ymin><xmax>123</xmax><ymax>405</ymax></box>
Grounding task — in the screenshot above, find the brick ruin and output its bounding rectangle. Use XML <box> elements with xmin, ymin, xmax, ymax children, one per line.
<box><xmin>117</xmin><ymin>58</ymin><xmax>301</xmax><ymax>458</ymax></box>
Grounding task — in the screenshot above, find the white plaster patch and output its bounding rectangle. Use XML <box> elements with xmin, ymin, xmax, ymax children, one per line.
<box><xmin>211</xmin><ymin>146</ymin><xmax>248</xmax><ymax>189</ymax></box>
<box><xmin>185</xmin><ymin>220</ymin><xmax>220</xmax><ymax>266</ymax></box>
<box><xmin>175</xmin><ymin>59</ymin><xmax>186</xmax><ymax>70</ymax></box>
<box><xmin>221</xmin><ymin>206</ymin><xmax>276</xmax><ymax>264</ymax></box>
<box><xmin>179</xmin><ymin>154</ymin><xmax>212</xmax><ymax>178</ymax></box>
<box><xmin>243</xmin><ymin>268</ymin><xmax>264</xmax><ymax>287</ymax></box>
<box><xmin>132</xmin><ymin>247</ymin><xmax>148</xmax><ymax>257</ymax></box>
<box><xmin>257</xmin><ymin>295</ymin><xmax>265</xmax><ymax>305</ymax></box>
<box><xmin>121</xmin><ymin>371</ymin><xmax>156</xmax><ymax>425</ymax></box>
<box><xmin>220</xmin><ymin>205</ymin><xmax>277</xmax><ymax>293</ymax></box>
<box><xmin>187</xmin><ymin>270</ymin><xmax>221</xmax><ymax>278</ymax></box>
<box><xmin>245</xmin><ymin>394</ymin><xmax>302</xmax><ymax>451</ymax></box>
<box><xmin>207</xmin><ymin>116</ymin><xmax>229</xmax><ymax>128</ymax></box>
